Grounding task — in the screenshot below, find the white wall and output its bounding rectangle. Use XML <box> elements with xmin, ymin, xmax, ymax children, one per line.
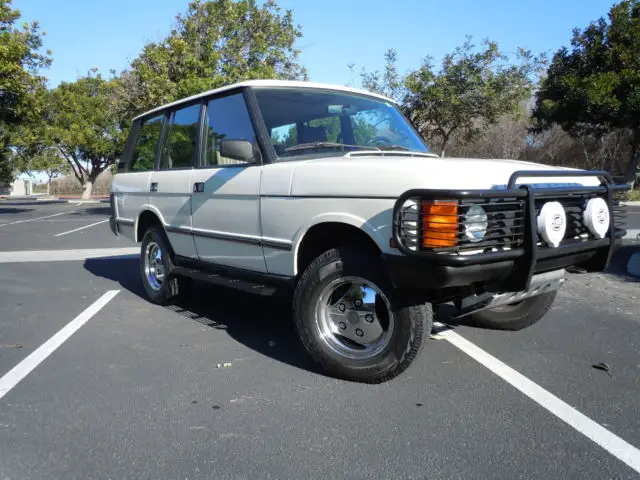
<box><xmin>0</xmin><ymin>178</ymin><xmax>33</xmax><ymax>196</ymax></box>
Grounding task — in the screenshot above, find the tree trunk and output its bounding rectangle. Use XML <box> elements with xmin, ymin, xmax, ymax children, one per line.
<box><xmin>440</xmin><ymin>132</ymin><xmax>452</xmax><ymax>157</ymax></box>
<box><xmin>81</xmin><ymin>179</ymin><xmax>93</xmax><ymax>200</ymax></box>
<box><xmin>46</xmin><ymin>181</ymin><xmax>50</xmax><ymax>196</ymax></box>
<box><xmin>624</xmin><ymin>130</ymin><xmax>640</xmax><ymax>185</ymax></box>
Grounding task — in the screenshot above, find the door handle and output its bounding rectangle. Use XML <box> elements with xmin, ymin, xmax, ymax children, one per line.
<box><xmin>193</xmin><ymin>182</ymin><xmax>205</xmax><ymax>193</ymax></box>
<box><xmin>150</xmin><ymin>182</ymin><xmax>158</xmax><ymax>192</ymax></box>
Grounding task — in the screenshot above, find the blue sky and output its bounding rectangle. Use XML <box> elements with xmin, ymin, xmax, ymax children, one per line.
<box><xmin>16</xmin><ymin>0</ymin><xmax>619</xmax><ymax>89</ymax></box>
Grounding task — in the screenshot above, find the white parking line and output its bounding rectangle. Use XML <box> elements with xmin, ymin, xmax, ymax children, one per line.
<box><xmin>0</xmin><ymin>290</ymin><xmax>120</xmax><ymax>400</ymax></box>
<box><xmin>0</xmin><ymin>210</ymin><xmax>76</xmax><ymax>228</ymax></box>
<box><xmin>0</xmin><ymin>247</ymin><xmax>139</xmax><ymax>263</ymax></box>
<box><xmin>434</xmin><ymin>322</ymin><xmax>640</xmax><ymax>474</ymax></box>
<box><xmin>54</xmin><ymin>219</ymin><xmax>109</xmax><ymax>237</ymax></box>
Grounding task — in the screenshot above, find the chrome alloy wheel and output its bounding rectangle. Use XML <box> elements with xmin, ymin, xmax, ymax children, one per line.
<box><xmin>143</xmin><ymin>241</ymin><xmax>166</xmax><ymax>291</ymax></box>
<box><xmin>315</xmin><ymin>276</ymin><xmax>395</xmax><ymax>360</ymax></box>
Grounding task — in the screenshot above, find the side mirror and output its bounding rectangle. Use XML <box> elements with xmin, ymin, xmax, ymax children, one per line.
<box><xmin>220</xmin><ymin>139</ymin><xmax>259</xmax><ymax>163</ymax></box>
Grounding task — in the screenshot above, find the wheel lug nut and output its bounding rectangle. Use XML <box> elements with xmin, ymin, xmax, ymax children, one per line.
<box><xmin>338</xmin><ymin>322</ymin><xmax>347</xmax><ymax>330</ymax></box>
<box><xmin>365</xmin><ymin>314</ymin><xmax>374</xmax><ymax>323</ymax></box>
<box><xmin>355</xmin><ymin>328</ymin><xmax>364</xmax><ymax>337</ymax></box>
<box><xmin>338</xmin><ymin>303</ymin><xmax>346</xmax><ymax>312</ymax></box>
<box><xmin>354</xmin><ymin>299</ymin><xmax>362</xmax><ymax>308</ymax></box>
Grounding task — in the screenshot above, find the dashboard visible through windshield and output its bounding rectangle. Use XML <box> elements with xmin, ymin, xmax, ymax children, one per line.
<box><xmin>252</xmin><ymin>87</ymin><xmax>430</xmax><ymax>160</ymax></box>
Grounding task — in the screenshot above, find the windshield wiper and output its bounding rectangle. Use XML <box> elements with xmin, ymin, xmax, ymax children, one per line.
<box><xmin>284</xmin><ymin>142</ymin><xmax>380</xmax><ymax>152</ymax></box>
<box><xmin>375</xmin><ymin>145</ymin><xmax>411</xmax><ymax>151</ymax></box>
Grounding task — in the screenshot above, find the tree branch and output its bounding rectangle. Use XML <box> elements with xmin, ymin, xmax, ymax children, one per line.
<box><xmin>56</xmin><ymin>144</ymin><xmax>84</xmax><ymax>185</ymax></box>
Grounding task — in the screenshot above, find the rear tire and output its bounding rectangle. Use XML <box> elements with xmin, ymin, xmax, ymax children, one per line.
<box><xmin>139</xmin><ymin>225</ymin><xmax>181</xmax><ymax>305</ymax></box>
<box><xmin>293</xmin><ymin>246</ymin><xmax>432</xmax><ymax>383</ymax></box>
<box><xmin>470</xmin><ymin>291</ymin><xmax>557</xmax><ymax>331</ymax></box>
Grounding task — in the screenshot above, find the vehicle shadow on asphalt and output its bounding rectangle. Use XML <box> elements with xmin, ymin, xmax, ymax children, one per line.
<box><xmin>604</xmin><ymin>243</ymin><xmax>640</xmax><ymax>282</ymax></box>
<box><xmin>83</xmin><ymin>255</ymin><xmax>321</xmax><ymax>376</ymax></box>
<box><xmin>0</xmin><ymin>207</ymin><xmax>32</xmax><ymax>214</ymax></box>
<box><xmin>69</xmin><ymin>207</ymin><xmax>111</xmax><ymax>216</ymax></box>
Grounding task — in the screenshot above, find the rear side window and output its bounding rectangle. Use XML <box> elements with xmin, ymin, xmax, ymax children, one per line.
<box><xmin>130</xmin><ymin>114</ymin><xmax>164</xmax><ymax>171</ymax></box>
<box><xmin>202</xmin><ymin>93</ymin><xmax>257</xmax><ymax>166</ymax></box>
<box><xmin>159</xmin><ymin>103</ymin><xmax>202</xmax><ymax>170</ymax></box>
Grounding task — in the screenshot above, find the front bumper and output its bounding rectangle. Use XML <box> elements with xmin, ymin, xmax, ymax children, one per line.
<box><xmin>387</xmin><ymin>169</ymin><xmax>629</xmax><ymax>293</ymax></box>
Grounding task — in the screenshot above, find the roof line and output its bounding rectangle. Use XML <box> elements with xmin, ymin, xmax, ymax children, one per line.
<box><xmin>131</xmin><ymin>79</ymin><xmax>397</xmax><ymax>121</ymax></box>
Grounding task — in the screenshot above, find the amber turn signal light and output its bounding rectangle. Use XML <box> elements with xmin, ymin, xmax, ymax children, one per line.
<box><xmin>422</xmin><ymin>200</ymin><xmax>458</xmax><ymax>248</ymax></box>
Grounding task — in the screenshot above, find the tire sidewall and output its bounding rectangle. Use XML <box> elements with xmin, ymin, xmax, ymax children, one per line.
<box><xmin>471</xmin><ymin>291</ymin><xmax>557</xmax><ymax>330</ymax></box>
<box><xmin>140</xmin><ymin>226</ymin><xmax>174</xmax><ymax>304</ymax></box>
<box><xmin>294</xmin><ymin>247</ymin><xmax>429</xmax><ymax>381</ymax></box>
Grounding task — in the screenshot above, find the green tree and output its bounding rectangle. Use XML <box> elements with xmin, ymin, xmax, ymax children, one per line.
<box><xmin>359</xmin><ymin>48</ymin><xmax>405</xmax><ymax>103</ymax></box>
<box><xmin>532</xmin><ymin>0</ymin><xmax>640</xmax><ymax>182</ymax></box>
<box><xmin>117</xmin><ymin>0</ymin><xmax>307</xmax><ymax>118</ymax></box>
<box><xmin>404</xmin><ymin>37</ymin><xmax>545</xmax><ymax>157</ymax></box>
<box><xmin>17</xmin><ymin>71</ymin><xmax>127</xmax><ymax>198</ymax></box>
<box><xmin>0</xmin><ymin>0</ymin><xmax>51</xmax><ymax>184</ymax></box>
<box><xmin>26</xmin><ymin>147</ymin><xmax>69</xmax><ymax>195</ymax></box>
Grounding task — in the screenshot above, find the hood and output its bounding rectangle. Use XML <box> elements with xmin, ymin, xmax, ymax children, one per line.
<box><xmin>287</xmin><ymin>153</ymin><xmax>601</xmax><ymax>198</ymax></box>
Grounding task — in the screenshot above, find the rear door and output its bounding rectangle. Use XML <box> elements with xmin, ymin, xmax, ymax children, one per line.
<box><xmin>147</xmin><ymin>103</ymin><xmax>202</xmax><ymax>259</ymax></box>
<box><xmin>111</xmin><ymin>114</ymin><xmax>163</xmax><ymax>240</ymax></box>
<box><xmin>189</xmin><ymin>91</ymin><xmax>266</xmax><ymax>272</ymax></box>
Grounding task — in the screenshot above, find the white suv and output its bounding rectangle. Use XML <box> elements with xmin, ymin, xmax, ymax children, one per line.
<box><xmin>109</xmin><ymin>80</ymin><xmax>627</xmax><ymax>383</ymax></box>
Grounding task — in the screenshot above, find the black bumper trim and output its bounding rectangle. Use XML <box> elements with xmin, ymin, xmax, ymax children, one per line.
<box><xmin>382</xmin><ymin>245</ymin><xmax>608</xmax><ymax>293</ymax></box>
<box><xmin>381</xmin><ymin>253</ymin><xmax>515</xmax><ymax>290</ymax></box>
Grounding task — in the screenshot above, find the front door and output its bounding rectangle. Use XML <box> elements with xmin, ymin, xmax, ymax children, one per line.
<box><xmin>148</xmin><ymin>103</ymin><xmax>201</xmax><ymax>259</ymax></box>
<box><xmin>190</xmin><ymin>92</ymin><xmax>266</xmax><ymax>273</ymax></box>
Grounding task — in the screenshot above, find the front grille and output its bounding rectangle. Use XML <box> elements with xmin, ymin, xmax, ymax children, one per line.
<box><xmin>398</xmin><ymin>197</ymin><xmax>525</xmax><ymax>253</ymax></box>
<box><xmin>612</xmin><ymin>190</ymin><xmax>628</xmax><ymax>234</ymax></box>
<box><xmin>453</xmin><ymin>198</ymin><xmax>525</xmax><ymax>253</ymax></box>
<box><xmin>534</xmin><ymin>194</ymin><xmax>594</xmax><ymax>245</ymax></box>
<box><xmin>397</xmin><ymin>187</ymin><xmax>627</xmax><ymax>255</ymax></box>
<box><xmin>533</xmin><ymin>190</ymin><xmax>626</xmax><ymax>247</ymax></box>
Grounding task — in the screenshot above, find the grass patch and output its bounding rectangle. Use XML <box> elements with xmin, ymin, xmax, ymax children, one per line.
<box><xmin>626</xmin><ymin>188</ymin><xmax>640</xmax><ymax>202</ymax></box>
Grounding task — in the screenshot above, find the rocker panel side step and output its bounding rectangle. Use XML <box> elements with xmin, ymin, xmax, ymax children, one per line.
<box><xmin>172</xmin><ymin>266</ymin><xmax>281</xmax><ymax>296</ymax></box>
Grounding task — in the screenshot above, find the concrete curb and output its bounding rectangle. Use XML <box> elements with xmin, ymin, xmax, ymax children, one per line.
<box><xmin>66</xmin><ymin>199</ymin><xmax>104</xmax><ymax>204</ymax></box>
<box><xmin>622</xmin><ymin>201</ymin><xmax>640</xmax><ymax>206</ymax></box>
<box><xmin>624</xmin><ymin>229</ymin><xmax>640</xmax><ymax>241</ymax></box>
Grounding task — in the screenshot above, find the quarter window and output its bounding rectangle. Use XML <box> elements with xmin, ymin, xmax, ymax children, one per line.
<box><xmin>202</xmin><ymin>93</ymin><xmax>258</xmax><ymax>166</ymax></box>
<box><xmin>130</xmin><ymin>115</ymin><xmax>164</xmax><ymax>171</ymax></box>
<box><xmin>159</xmin><ymin>104</ymin><xmax>201</xmax><ymax>170</ymax></box>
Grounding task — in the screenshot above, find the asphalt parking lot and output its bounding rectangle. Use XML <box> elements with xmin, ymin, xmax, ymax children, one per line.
<box><xmin>1</xmin><ymin>199</ymin><xmax>639</xmax><ymax>480</ymax></box>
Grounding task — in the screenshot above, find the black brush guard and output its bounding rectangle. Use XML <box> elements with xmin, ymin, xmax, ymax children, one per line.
<box><xmin>391</xmin><ymin>170</ymin><xmax>629</xmax><ymax>292</ymax></box>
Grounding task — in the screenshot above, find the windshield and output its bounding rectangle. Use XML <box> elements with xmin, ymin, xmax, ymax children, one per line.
<box><xmin>252</xmin><ymin>87</ymin><xmax>430</xmax><ymax>160</ymax></box>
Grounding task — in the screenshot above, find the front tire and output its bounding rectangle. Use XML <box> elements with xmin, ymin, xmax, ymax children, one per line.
<box><xmin>140</xmin><ymin>225</ymin><xmax>181</xmax><ymax>305</ymax></box>
<box><xmin>293</xmin><ymin>246</ymin><xmax>432</xmax><ymax>383</ymax></box>
<box><xmin>470</xmin><ymin>291</ymin><xmax>557</xmax><ymax>331</ymax></box>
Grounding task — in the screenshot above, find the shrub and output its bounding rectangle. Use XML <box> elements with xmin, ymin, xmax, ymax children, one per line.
<box><xmin>50</xmin><ymin>171</ymin><xmax>113</xmax><ymax>196</ymax></box>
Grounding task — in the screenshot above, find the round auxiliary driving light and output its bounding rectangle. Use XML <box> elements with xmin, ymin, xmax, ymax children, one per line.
<box><xmin>463</xmin><ymin>205</ymin><xmax>488</xmax><ymax>243</ymax></box>
<box><xmin>583</xmin><ymin>197</ymin><xmax>610</xmax><ymax>239</ymax></box>
<box><xmin>537</xmin><ymin>201</ymin><xmax>566</xmax><ymax>248</ymax></box>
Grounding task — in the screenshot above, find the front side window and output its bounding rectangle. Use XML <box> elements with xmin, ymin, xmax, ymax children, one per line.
<box><xmin>253</xmin><ymin>87</ymin><xmax>430</xmax><ymax>160</ymax></box>
<box><xmin>159</xmin><ymin>103</ymin><xmax>201</xmax><ymax>170</ymax></box>
<box><xmin>202</xmin><ymin>93</ymin><xmax>258</xmax><ymax>166</ymax></box>
<box><xmin>130</xmin><ymin>114</ymin><xmax>164</xmax><ymax>171</ymax></box>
